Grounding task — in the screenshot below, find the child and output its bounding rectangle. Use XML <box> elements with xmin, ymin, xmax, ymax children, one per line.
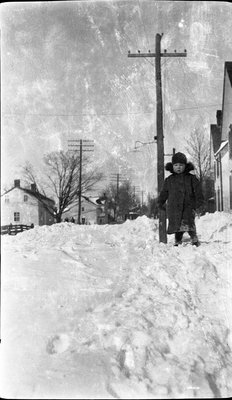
<box><xmin>158</xmin><ymin>152</ymin><xmax>205</xmax><ymax>246</ymax></box>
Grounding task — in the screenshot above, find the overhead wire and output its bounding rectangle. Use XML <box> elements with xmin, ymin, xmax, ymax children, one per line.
<box><xmin>2</xmin><ymin>100</ymin><xmax>223</xmax><ymax>118</ymax></box>
<box><xmin>163</xmin><ymin>57</ymin><xmax>216</xmax><ymax>122</ymax></box>
<box><xmin>117</xmin><ymin>5</ymin><xmax>148</xmax><ymax>169</ymax></box>
<box><xmin>177</xmin><ymin>58</ymin><xmax>210</xmax><ymax>130</ymax></box>
<box><xmin>135</xmin><ymin>0</ymin><xmax>155</xmax><ymax>164</ymax></box>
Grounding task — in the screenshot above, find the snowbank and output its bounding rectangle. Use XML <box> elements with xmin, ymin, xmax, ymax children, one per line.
<box><xmin>1</xmin><ymin>212</ymin><xmax>232</xmax><ymax>399</ymax></box>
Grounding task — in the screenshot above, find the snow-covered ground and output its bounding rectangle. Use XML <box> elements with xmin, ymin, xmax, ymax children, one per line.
<box><xmin>1</xmin><ymin>212</ymin><xmax>232</xmax><ymax>399</ymax></box>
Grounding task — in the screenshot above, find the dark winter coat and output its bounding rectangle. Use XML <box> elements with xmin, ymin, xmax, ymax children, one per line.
<box><xmin>158</xmin><ymin>162</ymin><xmax>204</xmax><ymax>234</ymax></box>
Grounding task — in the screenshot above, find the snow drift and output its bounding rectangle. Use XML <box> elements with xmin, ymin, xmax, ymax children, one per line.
<box><xmin>1</xmin><ymin>212</ymin><xmax>232</xmax><ymax>399</ymax></box>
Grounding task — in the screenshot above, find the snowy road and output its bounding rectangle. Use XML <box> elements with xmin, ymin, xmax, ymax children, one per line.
<box><xmin>1</xmin><ymin>213</ymin><xmax>232</xmax><ymax>399</ymax></box>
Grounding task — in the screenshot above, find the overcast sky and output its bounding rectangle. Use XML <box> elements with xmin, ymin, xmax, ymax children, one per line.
<box><xmin>1</xmin><ymin>1</ymin><xmax>232</xmax><ymax>198</ymax></box>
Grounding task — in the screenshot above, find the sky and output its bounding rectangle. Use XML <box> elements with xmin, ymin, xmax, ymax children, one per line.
<box><xmin>1</xmin><ymin>1</ymin><xmax>232</xmax><ymax>198</ymax></box>
<box><xmin>1</xmin><ymin>211</ymin><xmax>232</xmax><ymax>398</ymax></box>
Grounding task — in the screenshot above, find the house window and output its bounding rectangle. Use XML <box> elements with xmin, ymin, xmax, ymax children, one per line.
<box><xmin>82</xmin><ymin>207</ymin><xmax>85</xmax><ymax>211</ymax></box>
<box><xmin>14</xmin><ymin>212</ymin><xmax>20</xmax><ymax>222</ymax></box>
<box><xmin>5</xmin><ymin>196</ymin><xmax>9</xmax><ymax>203</ymax></box>
<box><xmin>24</xmin><ymin>195</ymin><xmax>28</xmax><ymax>202</ymax></box>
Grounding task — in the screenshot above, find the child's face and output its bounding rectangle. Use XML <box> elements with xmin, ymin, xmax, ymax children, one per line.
<box><xmin>173</xmin><ymin>163</ymin><xmax>185</xmax><ymax>174</ymax></box>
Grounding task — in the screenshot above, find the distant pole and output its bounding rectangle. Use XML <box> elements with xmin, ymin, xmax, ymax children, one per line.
<box><xmin>116</xmin><ymin>173</ymin><xmax>119</xmax><ymax>220</ymax></box>
<box><xmin>110</xmin><ymin>173</ymin><xmax>121</xmax><ymax>222</ymax></box>
<box><xmin>68</xmin><ymin>139</ymin><xmax>94</xmax><ymax>225</ymax></box>
<box><xmin>128</xmin><ymin>34</ymin><xmax>187</xmax><ymax>243</ymax></box>
<box><xmin>78</xmin><ymin>139</ymin><xmax>83</xmax><ymax>225</ymax></box>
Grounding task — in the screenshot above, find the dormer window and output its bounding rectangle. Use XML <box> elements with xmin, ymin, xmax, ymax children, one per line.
<box><xmin>24</xmin><ymin>195</ymin><xmax>28</xmax><ymax>202</ymax></box>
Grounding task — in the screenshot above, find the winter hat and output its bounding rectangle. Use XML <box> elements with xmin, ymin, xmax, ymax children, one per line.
<box><xmin>172</xmin><ymin>152</ymin><xmax>187</xmax><ymax>165</ymax></box>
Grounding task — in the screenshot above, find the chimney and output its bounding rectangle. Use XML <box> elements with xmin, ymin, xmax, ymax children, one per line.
<box><xmin>14</xmin><ymin>179</ymin><xmax>20</xmax><ymax>188</ymax></box>
<box><xmin>31</xmin><ymin>183</ymin><xmax>37</xmax><ymax>192</ymax></box>
<box><xmin>216</xmin><ymin>110</ymin><xmax>222</xmax><ymax>127</ymax></box>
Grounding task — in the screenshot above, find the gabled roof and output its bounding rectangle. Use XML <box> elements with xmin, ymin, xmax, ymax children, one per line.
<box><xmin>81</xmin><ymin>195</ymin><xmax>100</xmax><ymax>207</ymax></box>
<box><xmin>23</xmin><ymin>187</ymin><xmax>55</xmax><ymax>203</ymax></box>
<box><xmin>210</xmin><ymin>124</ymin><xmax>222</xmax><ymax>153</ymax></box>
<box><xmin>2</xmin><ymin>185</ymin><xmax>55</xmax><ymax>204</ymax></box>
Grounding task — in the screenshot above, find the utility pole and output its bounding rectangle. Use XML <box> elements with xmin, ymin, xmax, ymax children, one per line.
<box><xmin>110</xmin><ymin>173</ymin><xmax>128</xmax><ymax>221</ymax></box>
<box><xmin>128</xmin><ymin>33</ymin><xmax>187</xmax><ymax>243</ymax></box>
<box><xmin>79</xmin><ymin>140</ymin><xmax>83</xmax><ymax>225</ymax></box>
<box><xmin>68</xmin><ymin>139</ymin><xmax>94</xmax><ymax>224</ymax></box>
<box><xmin>164</xmin><ymin>148</ymin><xmax>176</xmax><ymax>157</ymax></box>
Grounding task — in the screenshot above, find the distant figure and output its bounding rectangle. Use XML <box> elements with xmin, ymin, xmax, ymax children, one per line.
<box><xmin>64</xmin><ymin>217</ymin><xmax>69</xmax><ymax>222</ymax></box>
<box><xmin>70</xmin><ymin>217</ymin><xmax>75</xmax><ymax>223</ymax></box>
<box><xmin>158</xmin><ymin>152</ymin><xmax>205</xmax><ymax>247</ymax></box>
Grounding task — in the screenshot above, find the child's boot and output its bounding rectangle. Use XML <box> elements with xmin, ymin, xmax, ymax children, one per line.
<box><xmin>174</xmin><ymin>232</ymin><xmax>183</xmax><ymax>246</ymax></box>
<box><xmin>189</xmin><ymin>231</ymin><xmax>200</xmax><ymax>246</ymax></box>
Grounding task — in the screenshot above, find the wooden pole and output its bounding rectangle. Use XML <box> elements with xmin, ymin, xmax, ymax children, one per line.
<box><xmin>68</xmin><ymin>139</ymin><xmax>94</xmax><ymax>225</ymax></box>
<box><xmin>155</xmin><ymin>33</ymin><xmax>167</xmax><ymax>243</ymax></box>
<box><xmin>128</xmin><ymin>36</ymin><xmax>187</xmax><ymax>243</ymax></box>
<box><xmin>78</xmin><ymin>139</ymin><xmax>82</xmax><ymax>224</ymax></box>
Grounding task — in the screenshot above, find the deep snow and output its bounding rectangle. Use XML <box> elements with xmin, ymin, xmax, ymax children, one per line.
<box><xmin>1</xmin><ymin>212</ymin><xmax>232</xmax><ymax>399</ymax></box>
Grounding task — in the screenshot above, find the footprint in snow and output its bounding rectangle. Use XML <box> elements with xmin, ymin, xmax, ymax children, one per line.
<box><xmin>46</xmin><ymin>333</ymin><xmax>70</xmax><ymax>355</ymax></box>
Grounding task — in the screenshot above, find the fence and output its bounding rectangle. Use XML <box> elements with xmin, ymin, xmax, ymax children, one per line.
<box><xmin>1</xmin><ymin>224</ymin><xmax>34</xmax><ymax>236</ymax></box>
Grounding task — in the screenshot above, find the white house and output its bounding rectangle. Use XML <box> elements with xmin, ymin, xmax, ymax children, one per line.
<box><xmin>211</xmin><ymin>62</ymin><xmax>232</xmax><ymax>211</ymax></box>
<box><xmin>63</xmin><ymin>195</ymin><xmax>108</xmax><ymax>225</ymax></box>
<box><xmin>1</xmin><ymin>180</ymin><xmax>55</xmax><ymax>226</ymax></box>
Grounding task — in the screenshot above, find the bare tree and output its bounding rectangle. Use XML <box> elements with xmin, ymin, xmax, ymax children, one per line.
<box><xmin>100</xmin><ymin>180</ymin><xmax>140</xmax><ymax>222</ymax></box>
<box><xmin>185</xmin><ymin>128</ymin><xmax>211</xmax><ymax>183</ymax></box>
<box><xmin>22</xmin><ymin>151</ymin><xmax>103</xmax><ymax>222</ymax></box>
<box><xmin>185</xmin><ymin>128</ymin><xmax>215</xmax><ymax>212</ymax></box>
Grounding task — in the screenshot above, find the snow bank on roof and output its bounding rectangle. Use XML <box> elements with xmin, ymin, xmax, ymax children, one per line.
<box><xmin>215</xmin><ymin>139</ymin><xmax>228</xmax><ymax>156</ymax></box>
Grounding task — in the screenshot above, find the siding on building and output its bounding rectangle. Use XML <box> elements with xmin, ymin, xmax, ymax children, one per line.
<box><xmin>1</xmin><ymin>187</ymin><xmax>39</xmax><ymax>225</ymax></box>
<box><xmin>1</xmin><ymin>182</ymin><xmax>55</xmax><ymax>226</ymax></box>
<box><xmin>211</xmin><ymin>62</ymin><xmax>232</xmax><ymax>212</ymax></box>
<box><xmin>63</xmin><ymin>196</ymin><xmax>108</xmax><ymax>224</ymax></box>
<box><xmin>221</xmin><ymin>62</ymin><xmax>232</xmax><ymax>141</ymax></box>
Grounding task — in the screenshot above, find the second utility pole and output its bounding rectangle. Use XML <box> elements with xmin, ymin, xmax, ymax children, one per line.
<box><xmin>128</xmin><ymin>33</ymin><xmax>187</xmax><ymax>243</ymax></box>
<box><xmin>78</xmin><ymin>139</ymin><xmax>83</xmax><ymax>225</ymax></box>
<box><xmin>68</xmin><ymin>139</ymin><xmax>94</xmax><ymax>224</ymax></box>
